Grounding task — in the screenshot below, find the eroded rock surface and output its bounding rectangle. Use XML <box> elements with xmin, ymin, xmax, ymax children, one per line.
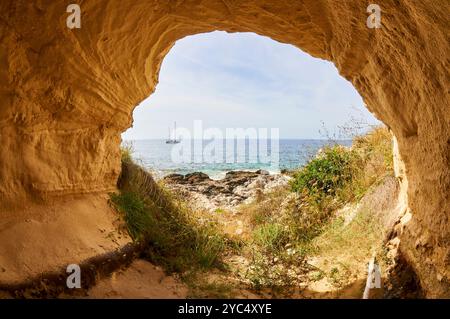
<box><xmin>164</xmin><ymin>170</ymin><xmax>290</xmax><ymax>211</ymax></box>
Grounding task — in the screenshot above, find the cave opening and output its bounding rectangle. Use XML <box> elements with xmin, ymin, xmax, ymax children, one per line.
<box><xmin>117</xmin><ymin>31</ymin><xmax>401</xmax><ymax>298</ymax></box>
<box><xmin>1</xmin><ymin>1</ymin><xmax>447</xmax><ymax>298</ymax></box>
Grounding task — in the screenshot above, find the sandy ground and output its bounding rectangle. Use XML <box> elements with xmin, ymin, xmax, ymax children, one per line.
<box><xmin>87</xmin><ymin>259</ymin><xmax>188</xmax><ymax>298</ymax></box>
<box><xmin>0</xmin><ymin>194</ymin><xmax>131</xmax><ymax>285</ymax></box>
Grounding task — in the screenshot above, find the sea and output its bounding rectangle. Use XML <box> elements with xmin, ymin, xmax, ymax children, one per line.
<box><xmin>124</xmin><ymin>139</ymin><xmax>352</xmax><ymax>180</ymax></box>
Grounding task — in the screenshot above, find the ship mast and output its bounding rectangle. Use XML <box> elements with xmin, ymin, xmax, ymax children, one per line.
<box><xmin>174</xmin><ymin>121</ymin><xmax>177</xmax><ymax>141</ymax></box>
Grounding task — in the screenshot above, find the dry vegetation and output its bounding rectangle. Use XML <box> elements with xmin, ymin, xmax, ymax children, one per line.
<box><xmin>111</xmin><ymin>126</ymin><xmax>395</xmax><ymax>297</ymax></box>
<box><xmin>110</xmin><ymin>156</ymin><xmax>236</xmax><ymax>275</ymax></box>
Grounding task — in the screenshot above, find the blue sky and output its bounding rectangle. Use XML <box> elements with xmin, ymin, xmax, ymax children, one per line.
<box><xmin>122</xmin><ymin>31</ymin><xmax>379</xmax><ymax>140</ymax></box>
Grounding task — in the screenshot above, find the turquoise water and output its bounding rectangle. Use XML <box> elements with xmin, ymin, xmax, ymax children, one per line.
<box><xmin>125</xmin><ymin>139</ymin><xmax>352</xmax><ymax>179</ymax></box>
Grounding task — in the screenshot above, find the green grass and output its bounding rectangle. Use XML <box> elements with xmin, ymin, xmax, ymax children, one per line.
<box><xmin>252</xmin><ymin>223</ymin><xmax>286</xmax><ymax>253</ymax></box>
<box><xmin>291</xmin><ymin>126</ymin><xmax>393</xmax><ymax>204</ymax></box>
<box><xmin>110</xmin><ymin>160</ymin><xmax>230</xmax><ymax>274</ymax></box>
<box><xmin>110</xmin><ymin>191</ymin><xmax>153</xmax><ymax>240</ymax></box>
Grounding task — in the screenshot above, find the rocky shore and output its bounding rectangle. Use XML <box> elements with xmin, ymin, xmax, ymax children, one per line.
<box><xmin>163</xmin><ymin>170</ymin><xmax>291</xmax><ymax>212</ymax></box>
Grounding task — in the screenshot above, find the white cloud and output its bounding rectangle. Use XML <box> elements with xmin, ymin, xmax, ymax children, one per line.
<box><xmin>123</xmin><ymin>31</ymin><xmax>379</xmax><ymax>140</ymax></box>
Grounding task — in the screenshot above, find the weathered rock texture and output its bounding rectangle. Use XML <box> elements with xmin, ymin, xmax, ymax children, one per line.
<box><xmin>164</xmin><ymin>170</ymin><xmax>290</xmax><ymax>211</ymax></box>
<box><xmin>0</xmin><ymin>1</ymin><xmax>448</xmax><ymax>296</ymax></box>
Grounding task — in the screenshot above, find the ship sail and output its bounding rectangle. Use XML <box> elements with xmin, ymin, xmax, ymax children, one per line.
<box><xmin>166</xmin><ymin>121</ymin><xmax>180</xmax><ymax>144</ymax></box>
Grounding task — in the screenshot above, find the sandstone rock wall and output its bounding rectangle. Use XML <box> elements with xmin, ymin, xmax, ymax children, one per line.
<box><xmin>0</xmin><ymin>1</ymin><xmax>448</xmax><ymax>296</ymax></box>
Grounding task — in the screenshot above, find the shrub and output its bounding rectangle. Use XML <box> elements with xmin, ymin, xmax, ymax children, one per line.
<box><xmin>291</xmin><ymin>126</ymin><xmax>393</xmax><ymax>205</ymax></box>
<box><xmin>290</xmin><ymin>146</ymin><xmax>357</xmax><ymax>203</ymax></box>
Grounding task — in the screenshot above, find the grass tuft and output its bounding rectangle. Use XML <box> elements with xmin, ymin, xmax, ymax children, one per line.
<box><xmin>120</xmin><ymin>141</ymin><xmax>134</xmax><ymax>163</ymax></box>
<box><xmin>110</xmin><ymin>159</ymin><xmax>230</xmax><ymax>274</ymax></box>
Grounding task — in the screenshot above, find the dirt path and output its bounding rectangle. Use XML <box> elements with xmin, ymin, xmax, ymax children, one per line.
<box><xmin>87</xmin><ymin>259</ymin><xmax>188</xmax><ymax>299</ymax></box>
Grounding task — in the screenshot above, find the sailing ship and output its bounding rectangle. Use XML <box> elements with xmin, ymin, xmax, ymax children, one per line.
<box><xmin>166</xmin><ymin>121</ymin><xmax>181</xmax><ymax>144</ymax></box>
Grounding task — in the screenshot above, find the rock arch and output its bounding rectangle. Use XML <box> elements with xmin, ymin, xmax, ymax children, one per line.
<box><xmin>0</xmin><ymin>1</ymin><xmax>448</xmax><ymax>297</ymax></box>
